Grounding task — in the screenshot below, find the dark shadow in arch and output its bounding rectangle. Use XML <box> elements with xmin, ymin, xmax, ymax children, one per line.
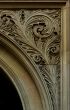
<box><xmin>0</xmin><ymin>68</ymin><xmax>23</xmax><ymax>110</ymax></box>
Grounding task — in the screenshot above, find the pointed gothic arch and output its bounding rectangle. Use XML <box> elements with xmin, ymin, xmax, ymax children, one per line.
<box><xmin>0</xmin><ymin>34</ymin><xmax>51</xmax><ymax>110</ymax></box>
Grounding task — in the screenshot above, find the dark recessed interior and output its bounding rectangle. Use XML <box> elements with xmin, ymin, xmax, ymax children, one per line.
<box><xmin>0</xmin><ymin>68</ymin><xmax>23</xmax><ymax>110</ymax></box>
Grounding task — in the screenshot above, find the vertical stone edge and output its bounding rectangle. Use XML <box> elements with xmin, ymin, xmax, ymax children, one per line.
<box><xmin>61</xmin><ymin>1</ymin><xmax>70</xmax><ymax>110</ymax></box>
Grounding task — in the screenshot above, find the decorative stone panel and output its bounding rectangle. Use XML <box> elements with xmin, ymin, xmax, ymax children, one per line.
<box><xmin>0</xmin><ymin>9</ymin><xmax>61</xmax><ymax>110</ymax></box>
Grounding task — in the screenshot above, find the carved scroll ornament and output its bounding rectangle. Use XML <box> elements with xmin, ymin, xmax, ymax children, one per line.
<box><xmin>0</xmin><ymin>9</ymin><xmax>61</xmax><ymax>110</ymax></box>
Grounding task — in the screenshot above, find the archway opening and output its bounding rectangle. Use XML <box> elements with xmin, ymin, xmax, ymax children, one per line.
<box><xmin>0</xmin><ymin>68</ymin><xmax>23</xmax><ymax>110</ymax></box>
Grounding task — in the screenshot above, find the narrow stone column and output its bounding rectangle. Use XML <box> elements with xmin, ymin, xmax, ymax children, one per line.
<box><xmin>62</xmin><ymin>1</ymin><xmax>70</xmax><ymax>110</ymax></box>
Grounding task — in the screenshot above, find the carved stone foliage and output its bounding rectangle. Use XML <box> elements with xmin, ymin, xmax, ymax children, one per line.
<box><xmin>0</xmin><ymin>9</ymin><xmax>61</xmax><ymax>110</ymax></box>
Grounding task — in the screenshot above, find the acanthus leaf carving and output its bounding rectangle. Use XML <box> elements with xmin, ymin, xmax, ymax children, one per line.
<box><xmin>0</xmin><ymin>9</ymin><xmax>61</xmax><ymax>110</ymax></box>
